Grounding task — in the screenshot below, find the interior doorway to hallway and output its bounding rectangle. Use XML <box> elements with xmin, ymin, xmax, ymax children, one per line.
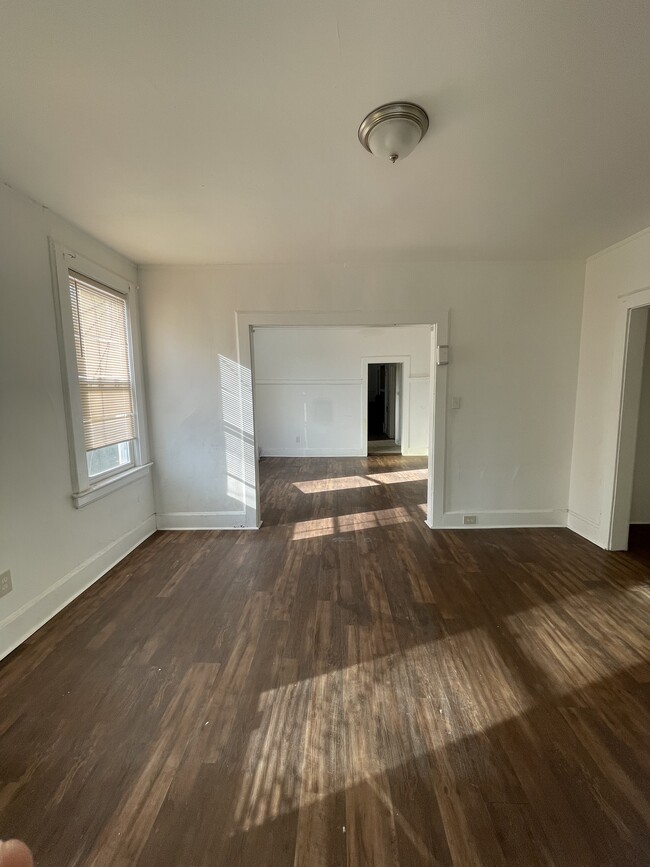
<box><xmin>367</xmin><ymin>362</ymin><xmax>402</xmax><ymax>455</ymax></box>
<box><xmin>609</xmin><ymin>302</ymin><xmax>650</xmax><ymax>549</ymax></box>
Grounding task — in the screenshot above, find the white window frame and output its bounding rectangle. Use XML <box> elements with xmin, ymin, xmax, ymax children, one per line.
<box><xmin>50</xmin><ymin>240</ymin><xmax>152</xmax><ymax>508</ymax></box>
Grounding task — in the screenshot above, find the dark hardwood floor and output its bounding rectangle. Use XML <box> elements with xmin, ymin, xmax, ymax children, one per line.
<box><xmin>1</xmin><ymin>455</ymin><xmax>649</xmax><ymax>866</ymax></box>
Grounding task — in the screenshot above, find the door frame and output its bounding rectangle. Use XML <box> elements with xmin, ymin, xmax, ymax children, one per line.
<box><xmin>236</xmin><ymin>311</ymin><xmax>449</xmax><ymax>529</ymax></box>
<box><xmin>608</xmin><ymin>288</ymin><xmax>650</xmax><ymax>549</ymax></box>
<box><xmin>361</xmin><ymin>357</ymin><xmax>411</xmax><ymax>455</ymax></box>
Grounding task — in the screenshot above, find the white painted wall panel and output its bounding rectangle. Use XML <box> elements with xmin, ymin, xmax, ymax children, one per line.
<box><xmin>252</xmin><ymin>326</ymin><xmax>430</xmax><ymax>457</ymax></box>
<box><xmin>568</xmin><ymin>228</ymin><xmax>650</xmax><ymax>545</ymax></box>
<box><xmin>253</xmin><ymin>326</ymin><xmax>432</xmax><ymax>379</ymax></box>
<box><xmin>407</xmin><ymin>378</ymin><xmax>430</xmax><ymax>453</ymax></box>
<box><xmin>0</xmin><ymin>183</ymin><xmax>155</xmax><ymax>660</ymax></box>
<box><xmin>255</xmin><ymin>381</ymin><xmax>363</xmax><ymax>456</ymax></box>
<box><xmin>140</xmin><ymin>260</ymin><xmax>584</xmax><ymax>521</ymax></box>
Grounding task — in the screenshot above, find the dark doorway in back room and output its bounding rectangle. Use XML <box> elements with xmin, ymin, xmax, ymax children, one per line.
<box><xmin>367</xmin><ymin>362</ymin><xmax>402</xmax><ymax>455</ymax></box>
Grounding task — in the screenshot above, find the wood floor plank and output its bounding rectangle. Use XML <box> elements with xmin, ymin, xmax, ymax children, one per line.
<box><xmin>84</xmin><ymin>662</ymin><xmax>220</xmax><ymax>867</ymax></box>
<box><xmin>344</xmin><ymin>626</ymin><xmax>400</xmax><ymax>867</ymax></box>
<box><xmin>1</xmin><ymin>454</ymin><xmax>649</xmax><ymax>866</ymax></box>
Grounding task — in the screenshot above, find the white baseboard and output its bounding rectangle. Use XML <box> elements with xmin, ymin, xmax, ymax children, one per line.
<box><xmin>155</xmin><ymin>511</ymin><xmax>249</xmax><ymax>530</ymax></box>
<box><xmin>260</xmin><ymin>447</ymin><xmax>427</xmax><ymax>458</ymax></box>
<box><xmin>435</xmin><ymin>508</ymin><xmax>568</xmax><ymax>529</ymax></box>
<box><xmin>0</xmin><ymin>515</ymin><xmax>156</xmax><ymax>663</ymax></box>
<box><xmin>567</xmin><ymin>510</ymin><xmax>605</xmax><ymax>547</ymax></box>
<box><xmin>260</xmin><ymin>448</ymin><xmax>366</xmax><ymax>457</ymax></box>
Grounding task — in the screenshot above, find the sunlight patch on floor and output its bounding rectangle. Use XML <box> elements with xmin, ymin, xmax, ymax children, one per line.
<box><xmin>291</xmin><ymin>507</ymin><xmax>412</xmax><ymax>540</ymax></box>
<box><xmin>365</xmin><ymin>468</ymin><xmax>428</xmax><ymax>484</ymax></box>
<box><xmin>505</xmin><ymin>583</ymin><xmax>650</xmax><ymax>692</ymax></box>
<box><xmin>292</xmin><ymin>469</ymin><xmax>428</xmax><ymax>494</ymax></box>
<box><xmin>232</xmin><ymin>627</ymin><xmax>531</xmax><ymax>831</ymax></box>
<box><xmin>293</xmin><ymin>475</ymin><xmax>379</xmax><ymax>494</ymax></box>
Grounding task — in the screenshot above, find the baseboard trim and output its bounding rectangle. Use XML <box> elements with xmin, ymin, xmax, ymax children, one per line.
<box><xmin>436</xmin><ymin>508</ymin><xmax>568</xmax><ymax>530</ymax></box>
<box><xmin>567</xmin><ymin>510</ymin><xmax>604</xmax><ymax>547</ymax></box>
<box><xmin>156</xmin><ymin>511</ymin><xmax>249</xmax><ymax>530</ymax></box>
<box><xmin>0</xmin><ymin>515</ymin><xmax>156</xmax><ymax>663</ymax></box>
<box><xmin>260</xmin><ymin>448</ymin><xmax>365</xmax><ymax>458</ymax></box>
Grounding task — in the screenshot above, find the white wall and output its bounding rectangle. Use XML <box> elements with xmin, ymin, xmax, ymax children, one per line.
<box><xmin>253</xmin><ymin>326</ymin><xmax>431</xmax><ymax>456</ymax></box>
<box><xmin>139</xmin><ymin>260</ymin><xmax>584</xmax><ymax>530</ymax></box>
<box><xmin>631</xmin><ymin>324</ymin><xmax>650</xmax><ymax>523</ymax></box>
<box><xmin>568</xmin><ymin>227</ymin><xmax>650</xmax><ymax>547</ymax></box>
<box><xmin>0</xmin><ymin>183</ymin><xmax>155</xmax><ymax>660</ymax></box>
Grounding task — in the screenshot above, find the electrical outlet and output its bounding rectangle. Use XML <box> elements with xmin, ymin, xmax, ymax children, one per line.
<box><xmin>463</xmin><ymin>515</ymin><xmax>477</xmax><ymax>525</ymax></box>
<box><xmin>0</xmin><ymin>570</ymin><xmax>12</xmax><ymax>598</ymax></box>
<box><xmin>295</xmin><ymin>436</ymin><xmax>301</xmax><ymax>443</ymax></box>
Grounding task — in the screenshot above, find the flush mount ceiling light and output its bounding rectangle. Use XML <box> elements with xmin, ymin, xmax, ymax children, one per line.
<box><xmin>358</xmin><ymin>102</ymin><xmax>429</xmax><ymax>163</ymax></box>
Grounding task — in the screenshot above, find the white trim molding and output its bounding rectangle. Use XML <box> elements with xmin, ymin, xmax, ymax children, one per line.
<box><xmin>437</xmin><ymin>509</ymin><xmax>568</xmax><ymax>530</ymax></box>
<box><xmin>361</xmin><ymin>354</ymin><xmax>412</xmax><ymax>458</ymax></box>
<box><xmin>49</xmin><ymin>239</ymin><xmax>152</xmax><ymax>508</ymax></box>
<box><xmin>237</xmin><ymin>310</ymin><xmax>449</xmax><ymax>531</ymax></box>
<box><xmin>255</xmin><ymin>378</ymin><xmax>361</xmax><ymax>386</ymax></box>
<box><xmin>260</xmin><ymin>448</ymin><xmax>366</xmax><ymax>458</ymax></box>
<box><xmin>567</xmin><ymin>510</ymin><xmax>602</xmax><ymax>546</ymax></box>
<box><xmin>605</xmin><ymin>284</ymin><xmax>650</xmax><ymax>549</ymax></box>
<box><xmin>587</xmin><ymin>225</ymin><xmax>650</xmax><ymax>263</ymax></box>
<box><xmin>156</xmin><ymin>511</ymin><xmax>249</xmax><ymax>530</ymax></box>
<box><xmin>72</xmin><ymin>463</ymin><xmax>153</xmax><ymax>508</ymax></box>
<box><xmin>0</xmin><ymin>516</ymin><xmax>156</xmax><ymax>662</ymax></box>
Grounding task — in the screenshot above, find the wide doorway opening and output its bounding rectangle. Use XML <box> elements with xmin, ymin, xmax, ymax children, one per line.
<box><xmin>246</xmin><ymin>322</ymin><xmax>441</xmax><ymax>529</ymax></box>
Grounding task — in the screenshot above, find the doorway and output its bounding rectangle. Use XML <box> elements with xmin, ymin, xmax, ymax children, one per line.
<box><xmin>367</xmin><ymin>363</ymin><xmax>402</xmax><ymax>454</ymax></box>
<box><xmin>609</xmin><ymin>303</ymin><xmax>650</xmax><ymax>549</ymax></box>
<box><xmin>627</xmin><ymin>308</ymin><xmax>650</xmax><ymax>552</ymax></box>
<box><xmin>236</xmin><ymin>311</ymin><xmax>449</xmax><ymax>530</ymax></box>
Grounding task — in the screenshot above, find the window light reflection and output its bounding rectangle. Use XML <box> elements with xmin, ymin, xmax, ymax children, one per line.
<box><xmin>293</xmin><ymin>476</ymin><xmax>378</xmax><ymax>494</ymax></box>
<box><xmin>366</xmin><ymin>468</ymin><xmax>428</xmax><ymax>484</ymax></box>
<box><xmin>232</xmin><ymin>627</ymin><xmax>530</xmax><ymax>833</ymax></box>
<box><xmin>292</xmin><ymin>507</ymin><xmax>412</xmax><ymax>540</ymax></box>
<box><xmin>293</xmin><ymin>468</ymin><xmax>427</xmax><ymax>495</ymax></box>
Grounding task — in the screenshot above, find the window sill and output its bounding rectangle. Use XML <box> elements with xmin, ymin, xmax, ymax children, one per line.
<box><xmin>72</xmin><ymin>463</ymin><xmax>153</xmax><ymax>509</ymax></box>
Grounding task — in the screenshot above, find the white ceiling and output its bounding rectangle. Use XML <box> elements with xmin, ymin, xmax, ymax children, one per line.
<box><xmin>1</xmin><ymin>1</ymin><xmax>649</xmax><ymax>265</ymax></box>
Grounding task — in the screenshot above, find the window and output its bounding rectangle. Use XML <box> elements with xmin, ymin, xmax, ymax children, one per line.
<box><xmin>69</xmin><ymin>271</ymin><xmax>136</xmax><ymax>481</ymax></box>
<box><xmin>51</xmin><ymin>243</ymin><xmax>151</xmax><ymax>507</ymax></box>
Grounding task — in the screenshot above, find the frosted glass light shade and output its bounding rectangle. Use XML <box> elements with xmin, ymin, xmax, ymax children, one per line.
<box><xmin>367</xmin><ymin>117</ymin><xmax>423</xmax><ymax>162</ymax></box>
<box><xmin>358</xmin><ymin>102</ymin><xmax>429</xmax><ymax>163</ymax></box>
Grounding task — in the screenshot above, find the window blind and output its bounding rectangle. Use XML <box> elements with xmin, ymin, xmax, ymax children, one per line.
<box><xmin>69</xmin><ymin>271</ymin><xmax>135</xmax><ymax>451</ymax></box>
